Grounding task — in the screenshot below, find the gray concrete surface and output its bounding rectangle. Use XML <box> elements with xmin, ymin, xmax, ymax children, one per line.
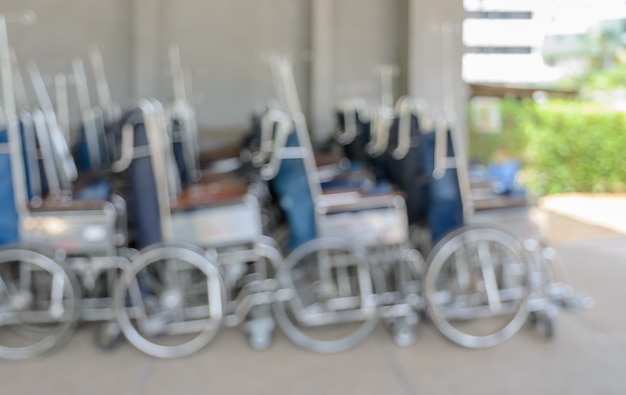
<box><xmin>2</xmin><ymin>210</ymin><xmax>625</xmax><ymax>395</ymax></box>
<box><xmin>2</xmin><ymin>0</ymin><xmax>466</xmax><ymax>142</ymax></box>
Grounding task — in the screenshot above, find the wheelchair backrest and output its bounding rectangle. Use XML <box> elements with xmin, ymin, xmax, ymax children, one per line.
<box><xmin>336</xmin><ymin>107</ymin><xmax>372</xmax><ymax>164</ymax></box>
<box><xmin>129</xmin><ymin>118</ymin><xmax>164</xmax><ymax>249</ymax></box>
<box><xmin>18</xmin><ymin>112</ymin><xmax>42</xmax><ymax>201</ymax></box>
<box><xmin>170</xmin><ymin>113</ymin><xmax>198</xmax><ymax>187</ymax></box>
<box><xmin>262</xmin><ymin>58</ymin><xmax>325</xmax><ymax>249</ymax></box>
<box><xmin>0</xmin><ymin>112</ymin><xmax>50</xmax><ymax>245</ymax></box>
<box><xmin>336</xmin><ymin>96</ymin><xmax>466</xmax><ymax>241</ymax></box>
<box><xmin>74</xmin><ymin>107</ymin><xmax>110</xmax><ymax>172</ymax></box>
<box><xmin>114</xmin><ymin>102</ymin><xmax>181</xmax><ymax>249</ymax></box>
<box><xmin>0</xmin><ymin>123</ymin><xmax>19</xmax><ymax>245</ymax></box>
<box><xmin>270</xmin><ymin>124</ymin><xmax>318</xmax><ymax>250</ymax></box>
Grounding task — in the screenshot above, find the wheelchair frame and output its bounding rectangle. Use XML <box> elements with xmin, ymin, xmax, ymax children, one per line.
<box><xmin>258</xmin><ymin>57</ymin><xmax>426</xmax><ymax>352</ymax></box>
<box><xmin>334</xmin><ymin>82</ymin><xmax>590</xmax><ymax>349</ymax></box>
<box><xmin>112</xmin><ymin>100</ymin><xmax>289</xmax><ymax>358</ymax></box>
<box><xmin>0</xmin><ymin>18</ymin><xmax>132</xmax><ymax>359</ymax></box>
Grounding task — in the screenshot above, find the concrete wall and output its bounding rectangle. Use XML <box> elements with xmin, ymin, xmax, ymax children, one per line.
<box><xmin>2</xmin><ymin>0</ymin><xmax>465</xmax><ymax>145</ymax></box>
<box><xmin>310</xmin><ymin>0</ymin><xmax>410</xmax><ymax>141</ymax></box>
<box><xmin>154</xmin><ymin>0</ymin><xmax>311</xmax><ymax>134</ymax></box>
<box><xmin>409</xmin><ymin>0</ymin><xmax>467</xmax><ymax>129</ymax></box>
<box><xmin>333</xmin><ymin>0</ymin><xmax>409</xmax><ymax>104</ymax></box>
<box><xmin>3</xmin><ymin>0</ymin><xmax>133</xmax><ymax>113</ymax></box>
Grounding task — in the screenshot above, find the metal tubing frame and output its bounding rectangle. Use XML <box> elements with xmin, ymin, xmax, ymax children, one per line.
<box><xmin>168</xmin><ymin>44</ymin><xmax>199</xmax><ymax>183</ymax></box>
<box><xmin>28</xmin><ymin>61</ymin><xmax>77</xmax><ymax>190</ymax></box>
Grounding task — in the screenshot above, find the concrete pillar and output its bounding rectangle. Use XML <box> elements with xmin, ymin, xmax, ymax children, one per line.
<box><xmin>309</xmin><ymin>0</ymin><xmax>335</xmax><ymax>142</ymax></box>
<box><xmin>409</xmin><ymin>0</ymin><xmax>473</xmax><ymax>215</ymax></box>
<box><xmin>408</xmin><ymin>0</ymin><xmax>467</xmax><ymax>128</ymax></box>
<box><xmin>132</xmin><ymin>0</ymin><xmax>160</xmax><ymax>98</ymax></box>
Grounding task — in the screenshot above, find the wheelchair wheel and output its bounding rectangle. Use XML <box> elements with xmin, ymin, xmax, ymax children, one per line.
<box><xmin>424</xmin><ymin>225</ymin><xmax>530</xmax><ymax>348</ymax></box>
<box><xmin>0</xmin><ymin>246</ymin><xmax>82</xmax><ymax>360</ymax></box>
<box><xmin>273</xmin><ymin>237</ymin><xmax>383</xmax><ymax>353</ymax></box>
<box><xmin>114</xmin><ymin>244</ymin><xmax>225</xmax><ymax>358</ymax></box>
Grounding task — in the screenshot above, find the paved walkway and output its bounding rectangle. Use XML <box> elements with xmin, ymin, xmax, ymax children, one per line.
<box><xmin>1</xmin><ymin>207</ymin><xmax>625</xmax><ymax>395</ymax></box>
<box><xmin>539</xmin><ymin>193</ymin><xmax>626</xmax><ymax>236</ymax></box>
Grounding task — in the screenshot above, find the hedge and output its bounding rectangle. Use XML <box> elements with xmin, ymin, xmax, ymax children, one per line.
<box><xmin>520</xmin><ymin>100</ymin><xmax>626</xmax><ymax>195</ymax></box>
<box><xmin>468</xmin><ymin>98</ymin><xmax>529</xmax><ymax>165</ymax></box>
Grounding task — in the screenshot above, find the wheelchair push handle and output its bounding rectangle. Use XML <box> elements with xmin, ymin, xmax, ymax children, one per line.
<box><xmin>111</xmin><ymin>100</ymin><xmax>165</xmax><ymax>174</ymax></box>
<box><xmin>367</xmin><ymin>106</ymin><xmax>394</xmax><ymax>157</ymax></box>
<box><xmin>366</xmin><ymin>65</ymin><xmax>398</xmax><ymax>158</ymax></box>
<box><xmin>257</xmin><ymin>109</ymin><xmax>303</xmax><ymax>181</ymax></box>
<box><xmin>252</xmin><ymin>107</ymin><xmax>285</xmax><ymax>168</ymax></box>
<box><xmin>392</xmin><ymin>96</ymin><xmax>431</xmax><ymax>161</ymax></box>
<box><xmin>335</xmin><ymin>98</ymin><xmax>368</xmax><ymax>146</ymax></box>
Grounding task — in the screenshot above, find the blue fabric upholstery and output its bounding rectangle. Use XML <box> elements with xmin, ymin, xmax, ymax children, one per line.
<box><xmin>74</xmin><ymin>125</ymin><xmax>91</xmax><ymax>172</ymax></box>
<box><xmin>73</xmin><ymin>178</ymin><xmax>113</xmax><ymax>201</ymax></box>
<box><xmin>57</xmin><ymin>123</ymin><xmax>114</xmax><ymax>201</ymax></box>
<box><xmin>128</xmin><ymin>121</ymin><xmax>162</xmax><ymax>249</ymax></box>
<box><xmin>19</xmin><ymin>121</ymin><xmax>38</xmax><ymax>201</ymax></box>
<box><xmin>171</xmin><ymin>119</ymin><xmax>193</xmax><ymax>186</ymax></box>
<box><xmin>419</xmin><ymin>131</ymin><xmax>464</xmax><ymax>242</ymax></box>
<box><xmin>488</xmin><ymin>160</ymin><xmax>522</xmax><ymax>195</ymax></box>
<box><xmin>73</xmin><ymin>124</ymin><xmax>110</xmax><ymax>172</ymax></box>
<box><xmin>386</xmin><ymin>115</ymin><xmax>429</xmax><ymax>226</ymax></box>
<box><xmin>0</xmin><ymin>126</ymin><xmax>19</xmax><ymax>246</ymax></box>
<box><xmin>34</xmin><ymin>126</ymin><xmax>50</xmax><ymax>197</ymax></box>
<box><xmin>364</xmin><ymin>113</ymin><xmax>464</xmax><ymax>242</ymax></box>
<box><xmin>271</xmin><ymin>131</ymin><xmax>317</xmax><ymax>250</ymax></box>
<box><xmin>337</xmin><ymin>110</ymin><xmax>372</xmax><ymax>165</ymax></box>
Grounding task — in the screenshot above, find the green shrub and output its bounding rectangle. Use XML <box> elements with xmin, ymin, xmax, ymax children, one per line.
<box><xmin>468</xmin><ymin>98</ymin><xmax>530</xmax><ymax>165</ymax></box>
<box><xmin>520</xmin><ymin>100</ymin><xmax>626</xmax><ymax>195</ymax></box>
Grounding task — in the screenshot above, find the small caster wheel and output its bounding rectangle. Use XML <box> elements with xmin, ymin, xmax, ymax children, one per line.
<box><xmin>395</xmin><ymin>315</ymin><xmax>419</xmax><ymax>348</ymax></box>
<box><xmin>95</xmin><ymin>322</ymin><xmax>124</xmax><ymax>351</ymax></box>
<box><xmin>244</xmin><ymin>316</ymin><xmax>275</xmax><ymax>351</ymax></box>
<box><xmin>530</xmin><ymin>310</ymin><xmax>555</xmax><ymax>340</ymax></box>
<box><xmin>393</xmin><ymin>326</ymin><xmax>417</xmax><ymax>348</ymax></box>
<box><xmin>538</xmin><ymin>312</ymin><xmax>555</xmax><ymax>340</ymax></box>
<box><xmin>386</xmin><ymin>314</ymin><xmax>419</xmax><ymax>348</ymax></box>
<box><xmin>248</xmin><ymin>333</ymin><xmax>274</xmax><ymax>351</ymax></box>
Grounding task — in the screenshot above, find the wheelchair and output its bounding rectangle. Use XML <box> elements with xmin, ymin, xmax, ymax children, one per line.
<box><xmin>334</xmin><ymin>88</ymin><xmax>591</xmax><ymax>348</ymax></box>
<box><xmin>256</xmin><ymin>57</ymin><xmax>426</xmax><ymax>352</ymax></box>
<box><xmin>0</xmin><ymin>75</ymin><xmax>131</xmax><ymax>359</ymax></box>
<box><xmin>111</xmin><ymin>99</ymin><xmax>288</xmax><ymax>358</ymax></box>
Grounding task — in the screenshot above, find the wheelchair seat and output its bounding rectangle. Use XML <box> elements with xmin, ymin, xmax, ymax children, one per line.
<box><xmin>28</xmin><ymin>197</ymin><xmax>110</xmax><ymax>212</ymax></box>
<box><xmin>172</xmin><ymin>178</ymin><xmax>249</xmax><ymax>211</ymax></box>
